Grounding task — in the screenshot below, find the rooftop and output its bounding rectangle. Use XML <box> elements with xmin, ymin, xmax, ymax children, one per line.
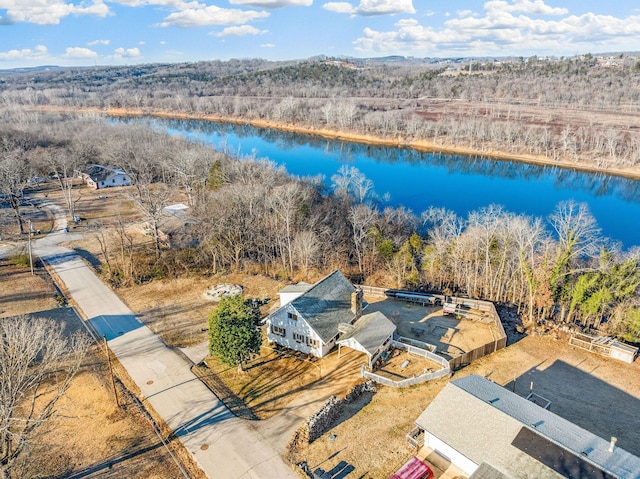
<box><xmin>337</xmin><ymin>311</ymin><xmax>396</xmax><ymax>356</ymax></box>
<box><xmin>415</xmin><ymin>375</ymin><xmax>640</xmax><ymax>479</ymax></box>
<box><xmin>289</xmin><ymin>270</ymin><xmax>356</xmax><ymax>344</ymax></box>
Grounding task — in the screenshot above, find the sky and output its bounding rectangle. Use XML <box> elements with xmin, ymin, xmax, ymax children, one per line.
<box><xmin>1</xmin><ymin>0</ymin><xmax>640</xmax><ymax>69</ymax></box>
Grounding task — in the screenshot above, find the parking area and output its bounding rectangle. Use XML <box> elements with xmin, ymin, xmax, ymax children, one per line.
<box><xmin>364</xmin><ymin>297</ymin><xmax>495</xmax><ymax>360</ymax></box>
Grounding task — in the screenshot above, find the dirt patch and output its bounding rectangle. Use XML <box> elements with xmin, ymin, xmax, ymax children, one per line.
<box><xmin>365</xmin><ymin>297</ymin><xmax>494</xmax><ymax>359</ymax></box>
<box><xmin>375</xmin><ymin>349</ymin><xmax>444</xmax><ymax>380</ymax></box>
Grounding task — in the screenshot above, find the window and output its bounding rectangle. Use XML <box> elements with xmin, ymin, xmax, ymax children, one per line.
<box><xmin>288</xmin><ymin>312</ymin><xmax>298</xmax><ymax>321</ymax></box>
<box><xmin>306</xmin><ymin>337</ymin><xmax>318</xmax><ymax>348</ymax></box>
<box><xmin>271</xmin><ymin>325</ymin><xmax>286</xmax><ymax>337</ymax></box>
<box><xmin>293</xmin><ymin>332</ymin><xmax>305</xmax><ymax>343</ymax></box>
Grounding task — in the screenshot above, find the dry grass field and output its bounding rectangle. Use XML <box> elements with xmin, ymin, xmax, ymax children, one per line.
<box><xmin>118</xmin><ymin>272</ymin><xmax>286</xmax><ymax>347</ymax></box>
<box><xmin>0</xmin><ymin>259</ymin><xmax>192</xmax><ymax>479</ymax></box>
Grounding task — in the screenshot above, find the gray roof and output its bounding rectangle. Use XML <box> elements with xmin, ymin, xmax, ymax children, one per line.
<box><xmin>289</xmin><ymin>270</ymin><xmax>356</xmax><ymax>343</ymax></box>
<box><xmin>279</xmin><ymin>283</ymin><xmax>313</xmax><ymax>294</ymax></box>
<box><xmin>84</xmin><ymin>164</ymin><xmax>127</xmax><ymax>183</ymax></box>
<box><xmin>415</xmin><ymin>375</ymin><xmax>640</xmax><ymax>479</ymax></box>
<box><xmin>337</xmin><ymin>311</ymin><xmax>396</xmax><ymax>356</ymax></box>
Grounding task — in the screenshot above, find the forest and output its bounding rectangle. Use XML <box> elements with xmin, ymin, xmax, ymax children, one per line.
<box><xmin>2</xmin><ymin>54</ymin><xmax>640</xmax><ymax>171</ymax></box>
<box><xmin>1</xmin><ymin>55</ymin><xmax>640</xmax><ymax>342</ymax></box>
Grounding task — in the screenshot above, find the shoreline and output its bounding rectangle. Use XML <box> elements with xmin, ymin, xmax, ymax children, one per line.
<box><xmin>43</xmin><ymin>106</ymin><xmax>640</xmax><ymax>181</ymax></box>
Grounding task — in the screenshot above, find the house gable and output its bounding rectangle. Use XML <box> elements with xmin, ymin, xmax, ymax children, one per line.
<box><xmin>288</xmin><ymin>270</ymin><xmax>356</xmax><ymax>344</ymax></box>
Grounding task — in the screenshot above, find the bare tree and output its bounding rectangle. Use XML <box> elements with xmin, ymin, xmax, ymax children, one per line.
<box><xmin>0</xmin><ymin>316</ymin><xmax>89</xmax><ymax>478</ymax></box>
<box><xmin>349</xmin><ymin>203</ymin><xmax>378</xmax><ymax>275</ymax></box>
<box><xmin>0</xmin><ymin>150</ymin><xmax>33</xmax><ymax>235</ymax></box>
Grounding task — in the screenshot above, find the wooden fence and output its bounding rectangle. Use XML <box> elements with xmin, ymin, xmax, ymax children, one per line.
<box><xmin>448</xmin><ymin>336</ymin><xmax>508</xmax><ymax>370</ymax></box>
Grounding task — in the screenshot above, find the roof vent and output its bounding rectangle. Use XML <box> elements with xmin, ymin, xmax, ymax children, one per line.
<box><xmin>531</xmin><ymin>420</ymin><xmax>544</xmax><ymax>428</ymax></box>
<box><xmin>609</xmin><ymin>437</ymin><xmax>617</xmax><ymax>453</ymax></box>
<box><xmin>487</xmin><ymin>397</ymin><xmax>500</xmax><ymax>404</ymax></box>
<box><xmin>582</xmin><ymin>447</ymin><xmax>593</xmax><ymax>456</ymax></box>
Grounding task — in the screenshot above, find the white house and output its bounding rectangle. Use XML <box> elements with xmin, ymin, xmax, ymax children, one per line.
<box><xmin>410</xmin><ymin>375</ymin><xmax>640</xmax><ymax>479</ymax></box>
<box><xmin>265</xmin><ymin>270</ymin><xmax>395</xmax><ymax>360</ymax></box>
<box><xmin>82</xmin><ymin>164</ymin><xmax>131</xmax><ymax>189</ymax></box>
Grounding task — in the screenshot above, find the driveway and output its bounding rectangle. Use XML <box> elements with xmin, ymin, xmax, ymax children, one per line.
<box><xmin>34</xmin><ymin>202</ymin><xmax>298</xmax><ymax>479</ymax></box>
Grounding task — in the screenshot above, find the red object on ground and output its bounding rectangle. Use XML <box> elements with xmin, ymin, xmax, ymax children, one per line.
<box><xmin>389</xmin><ymin>456</ymin><xmax>434</xmax><ymax>479</ymax></box>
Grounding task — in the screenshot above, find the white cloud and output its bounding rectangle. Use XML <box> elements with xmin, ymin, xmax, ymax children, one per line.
<box><xmin>113</xmin><ymin>47</ymin><xmax>142</xmax><ymax>58</ymax></box>
<box><xmin>354</xmin><ymin>1</ymin><xmax>640</xmax><ymax>56</ymax></box>
<box><xmin>260</xmin><ymin>43</ymin><xmax>275</xmax><ymax>48</ymax></box>
<box><xmin>214</xmin><ymin>25</ymin><xmax>267</xmax><ymax>36</ymax></box>
<box><xmin>229</xmin><ymin>0</ymin><xmax>312</xmax><ymax>8</ymax></box>
<box><xmin>323</xmin><ymin>2</ymin><xmax>355</xmax><ymax>14</ymax></box>
<box><xmin>484</xmin><ymin>0</ymin><xmax>568</xmax><ymax>16</ymax></box>
<box><xmin>63</xmin><ymin>47</ymin><xmax>98</xmax><ymax>58</ymax></box>
<box><xmin>0</xmin><ymin>45</ymin><xmax>48</xmax><ymax>61</ymax></box>
<box><xmin>0</xmin><ymin>0</ymin><xmax>109</xmax><ymax>25</ymax></box>
<box><xmin>323</xmin><ymin>0</ymin><xmax>414</xmax><ymax>16</ymax></box>
<box><xmin>109</xmin><ymin>0</ymin><xmax>201</xmax><ymax>7</ymax></box>
<box><xmin>159</xmin><ymin>5</ymin><xmax>269</xmax><ymax>27</ymax></box>
<box><xmin>88</xmin><ymin>39</ymin><xmax>110</xmax><ymax>46</ymax></box>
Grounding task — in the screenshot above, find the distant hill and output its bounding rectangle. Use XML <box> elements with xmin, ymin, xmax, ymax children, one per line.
<box><xmin>0</xmin><ymin>65</ymin><xmax>62</xmax><ymax>75</ymax></box>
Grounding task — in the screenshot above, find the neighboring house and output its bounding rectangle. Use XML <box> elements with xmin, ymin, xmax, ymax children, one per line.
<box><xmin>410</xmin><ymin>375</ymin><xmax>640</xmax><ymax>479</ymax></box>
<box><xmin>81</xmin><ymin>164</ymin><xmax>131</xmax><ymax>189</ymax></box>
<box><xmin>265</xmin><ymin>270</ymin><xmax>395</xmax><ymax>360</ymax></box>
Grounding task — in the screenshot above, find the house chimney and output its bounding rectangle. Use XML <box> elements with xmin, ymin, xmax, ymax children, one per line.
<box><xmin>609</xmin><ymin>437</ymin><xmax>617</xmax><ymax>453</ymax></box>
<box><xmin>351</xmin><ymin>289</ymin><xmax>363</xmax><ymax>319</ymax></box>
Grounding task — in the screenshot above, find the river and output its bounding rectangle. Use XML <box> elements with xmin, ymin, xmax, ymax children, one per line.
<box><xmin>113</xmin><ymin>117</ymin><xmax>640</xmax><ymax>249</ymax></box>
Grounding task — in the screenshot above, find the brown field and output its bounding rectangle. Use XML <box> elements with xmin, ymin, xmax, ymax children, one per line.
<box><xmin>0</xmin><ymin>259</ymin><xmax>191</xmax><ymax>479</ymax></box>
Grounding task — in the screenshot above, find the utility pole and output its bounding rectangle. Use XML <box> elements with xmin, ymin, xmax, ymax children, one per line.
<box><xmin>104</xmin><ymin>334</ymin><xmax>120</xmax><ymax>408</ymax></box>
<box><xmin>28</xmin><ymin>219</ymin><xmax>34</xmax><ymax>276</ymax></box>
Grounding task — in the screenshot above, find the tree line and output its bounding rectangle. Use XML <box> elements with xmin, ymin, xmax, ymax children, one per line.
<box><xmin>1</xmin><ymin>110</ymin><xmax>639</xmax><ymax>343</ymax></box>
<box><xmin>2</xmin><ymin>55</ymin><xmax>640</xmax><ymax>170</ymax></box>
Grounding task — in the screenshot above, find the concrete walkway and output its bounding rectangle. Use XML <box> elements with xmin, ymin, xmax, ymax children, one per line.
<box><xmin>34</xmin><ymin>203</ymin><xmax>297</xmax><ymax>479</ymax></box>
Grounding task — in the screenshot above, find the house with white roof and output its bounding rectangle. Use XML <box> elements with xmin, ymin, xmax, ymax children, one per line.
<box><xmin>265</xmin><ymin>270</ymin><xmax>396</xmax><ymax>363</ymax></box>
<box><xmin>409</xmin><ymin>375</ymin><xmax>640</xmax><ymax>479</ymax></box>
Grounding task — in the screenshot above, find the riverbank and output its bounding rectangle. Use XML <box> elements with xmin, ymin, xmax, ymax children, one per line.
<box><xmin>39</xmin><ymin>106</ymin><xmax>640</xmax><ymax>181</ymax></box>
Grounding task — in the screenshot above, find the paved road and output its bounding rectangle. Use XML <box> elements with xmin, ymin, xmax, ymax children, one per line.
<box><xmin>34</xmin><ymin>203</ymin><xmax>298</xmax><ymax>479</ymax></box>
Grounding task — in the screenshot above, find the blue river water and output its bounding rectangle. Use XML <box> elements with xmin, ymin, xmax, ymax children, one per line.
<box><xmin>114</xmin><ymin>117</ymin><xmax>640</xmax><ymax>249</ymax></box>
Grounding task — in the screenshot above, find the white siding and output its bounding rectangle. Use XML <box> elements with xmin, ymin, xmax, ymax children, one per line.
<box><xmin>266</xmin><ymin>311</ymin><xmax>326</xmax><ymax>358</ymax></box>
<box><xmin>278</xmin><ymin>291</ymin><xmax>305</xmax><ymax>307</ymax></box>
<box><xmin>426</xmin><ymin>433</ymin><xmax>478</xmax><ymax>476</ymax></box>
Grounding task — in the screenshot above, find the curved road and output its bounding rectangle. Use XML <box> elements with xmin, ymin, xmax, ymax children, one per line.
<box><xmin>34</xmin><ymin>203</ymin><xmax>298</xmax><ymax>479</ymax></box>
